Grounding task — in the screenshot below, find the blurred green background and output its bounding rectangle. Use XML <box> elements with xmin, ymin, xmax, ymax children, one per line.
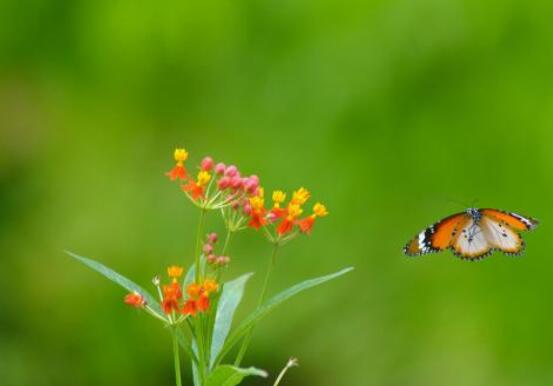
<box><xmin>1</xmin><ymin>0</ymin><xmax>552</xmax><ymax>385</ymax></box>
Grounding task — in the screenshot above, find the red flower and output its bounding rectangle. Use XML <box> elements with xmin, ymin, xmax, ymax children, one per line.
<box><xmin>277</xmin><ymin>218</ymin><xmax>295</xmax><ymax>235</ymax></box>
<box><xmin>166</xmin><ymin>164</ymin><xmax>187</xmax><ymax>181</ymax></box>
<box><xmin>249</xmin><ymin>209</ymin><xmax>267</xmax><ymax>229</ymax></box>
<box><xmin>162</xmin><ymin>297</ymin><xmax>180</xmax><ymax>314</ymax></box>
<box><xmin>124</xmin><ymin>292</ymin><xmax>145</xmax><ymax>308</ymax></box>
<box><xmin>298</xmin><ymin>216</ymin><xmax>315</xmax><ymax>234</ymax></box>
<box><xmin>182</xmin><ymin>300</ymin><xmax>197</xmax><ymax>316</ymax></box>
<box><xmin>196</xmin><ymin>294</ymin><xmax>210</xmax><ymax>312</ymax></box>
<box><xmin>182</xmin><ymin>180</ymin><xmax>205</xmax><ymax>200</ymax></box>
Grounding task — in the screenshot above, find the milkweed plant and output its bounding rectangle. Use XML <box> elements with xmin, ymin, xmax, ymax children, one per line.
<box><xmin>68</xmin><ymin>148</ymin><xmax>352</xmax><ymax>386</ymax></box>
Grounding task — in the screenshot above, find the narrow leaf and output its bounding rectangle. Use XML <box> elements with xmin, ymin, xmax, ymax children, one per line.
<box><xmin>210</xmin><ymin>273</ymin><xmax>253</xmax><ymax>368</ymax></box>
<box><xmin>175</xmin><ymin>327</ymin><xmax>199</xmax><ymax>364</ymax></box>
<box><xmin>66</xmin><ymin>251</ymin><xmax>163</xmax><ymax>315</ymax></box>
<box><xmin>206</xmin><ymin>365</ymin><xmax>267</xmax><ymax>386</ymax></box>
<box><xmin>215</xmin><ymin>267</ymin><xmax>354</xmax><ymax>365</ymax></box>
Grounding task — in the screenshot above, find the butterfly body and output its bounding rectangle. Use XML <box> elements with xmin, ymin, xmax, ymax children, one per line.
<box><xmin>403</xmin><ymin>208</ymin><xmax>538</xmax><ymax>260</ymax></box>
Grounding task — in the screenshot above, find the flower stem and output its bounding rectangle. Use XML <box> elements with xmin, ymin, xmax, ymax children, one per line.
<box><xmin>234</xmin><ymin>242</ymin><xmax>279</xmax><ymax>366</ymax></box>
<box><xmin>172</xmin><ymin>331</ymin><xmax>183</xmax><ymax>386</ymax></box>
<box><xmin>194</xmin><ymin>208</ymin><xmax>207</xmax><ymax>283</ymax></box>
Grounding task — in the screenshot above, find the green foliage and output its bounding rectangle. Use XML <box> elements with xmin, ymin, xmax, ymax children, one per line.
<box><xmin>215</xmin><ymin>267</ymin><xmax>354</xmax><ymax>365</ymax></box>
<box><xmin>205</xmin><ymin>365</ymin><xmax>267</xmax><ymax>386</ymax></box>
<box><xmin>66</xmin><ymin>251</ymin><xmax>163</xmax><ymax>316</ymax></box>
<box><xmin>210</xmin><ymin>273</ymin><xmax>253</xmax><ymax>368</ymax></box>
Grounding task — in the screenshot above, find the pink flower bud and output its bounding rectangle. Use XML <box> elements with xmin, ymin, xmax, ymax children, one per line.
<box><xmin>207</xmin><ymin>232</ymin><xmax>218</xmax><ymax>244</ymax></box>
<box><xmin>230</xmin><ymin>176</ymin><xmax>242</xmax><ymax>189</ymax></box>
<box><xmin>215</xmin><ymin>162</ymin><xmax>226</xmax><ymax>175</ymax></box>
<box><xmin>225</xmin><ymin>165</ymin><xmax>238</xmax><ymax>177</ymax></box>
<box><xmin>203</xmin><ymin>244</ymin><xmax>213</xmax><ymax>254</ymax></box>
<box><xmin>267</xmin><ymin>212</ymin><xmax>278</xmax><ymax>222</ymax></box>
<box><xmin>249</xmin><ymin>175</ymin><xmax>259</xmax><ymax>183</ymax></box>
<box><xmin>217</xmin><ymin>256</ymin><xmax>230</xmax><ymax>265</ymax></box>
<box><xmin>218</xmin><ymin>176</ymin><xmax>230</xmax><ymax>190</ymax></box>
<box><xmin>243</xmin><ymin>202</ymin><xmax>252</xmax><ymax>215</ymax></box>
<box><xmin>243</xmin><ymin>178</ymin><xmax>259</xmax><ymax>194</ymax></box>
<box><xmin>201</xmin><ymin>157</ymin><xmax>214</xmax><ymax>171</ymax></box>
<box><xmin>207</xmin><ymin>254</ymin><xmax>217</xmax><ymax>264</ymax></box>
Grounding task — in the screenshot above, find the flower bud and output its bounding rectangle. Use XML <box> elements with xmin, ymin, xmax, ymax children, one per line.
<box><xmin>218</xmin><ymin>176</ymin><xmax>231</xmax><ymax>190</ymax></box>
<box><xmin>207</xmin><ymin>254</ymin><xmax>218</xmax><ymax>264</ymax></box>
<box><xmin>215</xmin><ymin>162</ymin><xmax>226</xmax><ymax>175</ymax></box>
<box><xmin>230</xmin><ymin>176</ymin><xmax>242</xmax><ymax>189</ymax></box>
<box><xmin>225</xmin><ymin>165</ymin><xmax>238</xmax><ymax>177</ymax></box>
<box><xmin>201</xmin><ymin>156</ymin><xmax>214</xmax><ymax>171</ymax></box>
<box><xmin>243</xmin><ymin>201</ymin><xmax>252</xmax><ymax>215</ymax></box>
<box><xmin>243</xmin><ymin>178</ymin><xmax>259</xmax><ymax>194</ymax></box>
<box><xmin>203</xmin><ymin>243</ymin><xmax>214</xmax><ymax>254</ymax></box>
<box><xmin>207</xmin><ymin>232</ymin><xmax>218</xmax><ymax>244</ymax></box>
<box><xmin>152</xmin><ymin>275</ymin><xmax>161</xmax><ymax>286</ymax></box>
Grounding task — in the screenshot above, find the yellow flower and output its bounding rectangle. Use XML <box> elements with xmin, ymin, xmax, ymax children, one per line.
<box><xmin>167</xmin><ymin>265</ymin><xmax>184</xmax><ymax>279</ymax></box>
<box><xmin>287</xmin><ymin>203</ymin><xmax>303</xmax><ymax>219</ymax></box>
<box><xmin>291</xmin><ymin>187</ymin><xmax>310</xmax><ymax>205</ymax></box>
<box><xmin>272</xmin><ymin>190</ymin><xmax>286</xmax><ymax>208</ymax></box>
<box><xmin>313</xmin><ymin>203</ymin><xmax>328</xmax><ymax>217</ymax></box>
<box><xmin>202</xmin><ymin>279</ymin><xmax>219</xmax><ymax>296</ymax></box>
<box><xmin>197</xmin><ymin>171</ymin><xmax>211</xmax><ymax>186</ymax></box>
<box><xmin>174</xmin><ymin>148</ymin><xmax>189</xmax><ymax>163</ymax></box>
<box><xmin>249</xmin><ymin>195</ymin><xmax>265</xmax><ymax>211</ymax></box>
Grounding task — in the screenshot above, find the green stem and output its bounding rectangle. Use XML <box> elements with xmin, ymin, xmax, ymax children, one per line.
<box><xmin>194</xmin><ymin>209</ymin><xmax>207</xmax><ymax>283</ymax></box>
<box><xmin>234</xmin><ymin>242</ymin><xmax>280</xmax><ymax>366</ymax></box>
<box><xmin>172</xmin><ymin>331</ymin><xmax>183</xmax><ymax>386</ymax></box>
<box><xmin>195</xmin><ymin>316</ymin><xmax>207</xmax><ymax>384</ymax></box>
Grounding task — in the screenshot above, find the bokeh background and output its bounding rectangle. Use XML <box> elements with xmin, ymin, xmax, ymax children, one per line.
<box><xmin>1</xmin><ymin>0</ymin><xmax>553</xmax><ymax>385</ymax></box>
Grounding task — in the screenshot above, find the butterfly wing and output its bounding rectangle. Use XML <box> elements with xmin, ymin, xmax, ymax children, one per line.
<box><xmin>480</xmin><ymin>209</ymin><xmax>539</xmax><ymax>231</ymax></box>
<box><xmin>452</xmin><ymin>217</ymin><xmax>494</xmax><ymax>260</ymax></box>
<box><xmin>403</xmin><ymin>212</ymin><xmax>469</xmax><ymax>256</ymax></box>
<box><xmin>480</xmin><ymin>216</ymin><xmax>524</xmax><ymax>255</ymax></box>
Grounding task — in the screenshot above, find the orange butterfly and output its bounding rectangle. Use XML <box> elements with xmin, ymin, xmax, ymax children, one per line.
<box><xmin>403</xmin><ymin>208</ymin><xmax>539</xmax><ymax>260</ymax></box>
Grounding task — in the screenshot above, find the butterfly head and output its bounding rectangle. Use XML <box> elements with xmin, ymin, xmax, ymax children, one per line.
<box><xmin>466</xmin><ymin>207</ymin><xmax>482</xmax><ymax>222</ymax></box>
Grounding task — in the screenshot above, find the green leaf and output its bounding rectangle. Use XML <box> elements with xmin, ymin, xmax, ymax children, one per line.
<box><xmin>205</xmin><ymin>365</ymin><xmax>267</xmax><ymax>386</ymax></box>
<box><xmin>183</xmin><ymin>255</ymin><xmax>207</xmax><ymax>287</ymax></box>
<box><xmin>175</xmin><ymin>327</ymin><xmax>199</xmax><ymax>364</ymax></box>
<box><xmin>210</xmin><ymin>273</ymin><xmax>253</xmax><ymax>368</ymax></box>
<box><xmin>66</xmin><ymin>251</ymin><xmax>163</xmax><ymax>316</ymax></box>
<box><xmin>214</xmin><ymin>267</ymin><xmax>354</xmax><ymax>365</ymax></box>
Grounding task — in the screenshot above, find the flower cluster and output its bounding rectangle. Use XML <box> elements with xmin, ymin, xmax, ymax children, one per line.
<box><xmin>123</xmin><ymin>264</ymin><xmax>219</xmax><ymax>322</ymax></box>
<box><xmin>203</xmin><ymin>232</ymin><xmax>231</xmax><ymax>267</ymax></box>
<box><xmin>247</xmin><ymin>187</ymin><xmax>328</xmax><ymax>242</ymax></box>
<box><xmin>166</xmin><ymin>148</ymin><xmax>261</xmax><ymax>215</ymax></box>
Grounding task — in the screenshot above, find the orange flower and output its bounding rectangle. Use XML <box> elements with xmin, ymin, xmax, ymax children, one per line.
<box><xmin>196</xmin><ymin>294</ymin><xmax>210</xmax><ymax>312</ymax></box>
<box><xmin>124</xmin><ymin>292</ymin><xmax>145</xmax><ymax>308</ymax></box>
<box><xmin>182</xmin><ymin>180</ymin><xmax>205</xmax><ymax>200</ymax></box>
<box><xmin>182</xmin><ymin>171</ymin><xmax>212</xmax><ymax>200</ymax></box>
<box><xmin>277</xmin><ymin>203</ymin><xmax>303</xmax><ymax>235</ymax></box>
<box><xmin>299</xmin><ymin>203</ymin><xmax>328</xmax><ymax>234</ymax></box>
<box><xmin>162</xmin><ymin>297</ymin><xmax>180</xmax><ymax>314</ymax></box>
<box><xmin>186</xmin><ymin>283</ymin><xmax>202</xmax><ymax>298</ymax></box>
<box><xmin>163</xmin><ymin>282</ymin><xmax>183</xmax><ymax>300</ymax></box>
<box><xmin>202</xmin><ymin>279</ymin><xmax>219</xmax><ymax>296</ymax></box>
<box><xmin>167</xmin><ymin>265</ymin><xmax>184</xmax><ymax>280</ymax></box>
<box><xmin>182</xmin><ymin>299</ymin><xmax>197</xmax><ymax>316</ymax></box>
<box><xmin>248</xmin><ymin>192</ymin><xmax>267</xmax><ymax>229</ymax></box>
<box><xmin>166</xmin><ymin>148</ymin><xmax>189</xmax><ymax>181</ymax></box>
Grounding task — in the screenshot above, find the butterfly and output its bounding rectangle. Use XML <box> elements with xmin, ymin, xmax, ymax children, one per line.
<box><xmin>403</xmin><ymin>208</ymin><xmax>539</xmax><ymax>260</ymax></box>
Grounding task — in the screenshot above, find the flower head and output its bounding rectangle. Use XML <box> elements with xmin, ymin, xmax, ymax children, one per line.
<box><xmin>124</xmin><ymin>292</ymin><xmax>145</xmax><ymax>308</ymax></box>
<box><xmin>167</xmin><ymin>265</ymin><xmax>184</xmax><ymax>280</ymax></box>
<box><xmin>166</xmin><ymin>148</ymin><xmax>189</xmax><ymax>181</ymax></box>
<box><xmin>298</xmin><ymin>202</ymin><xmax>329</xmax><ymax>234</ymax></box>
